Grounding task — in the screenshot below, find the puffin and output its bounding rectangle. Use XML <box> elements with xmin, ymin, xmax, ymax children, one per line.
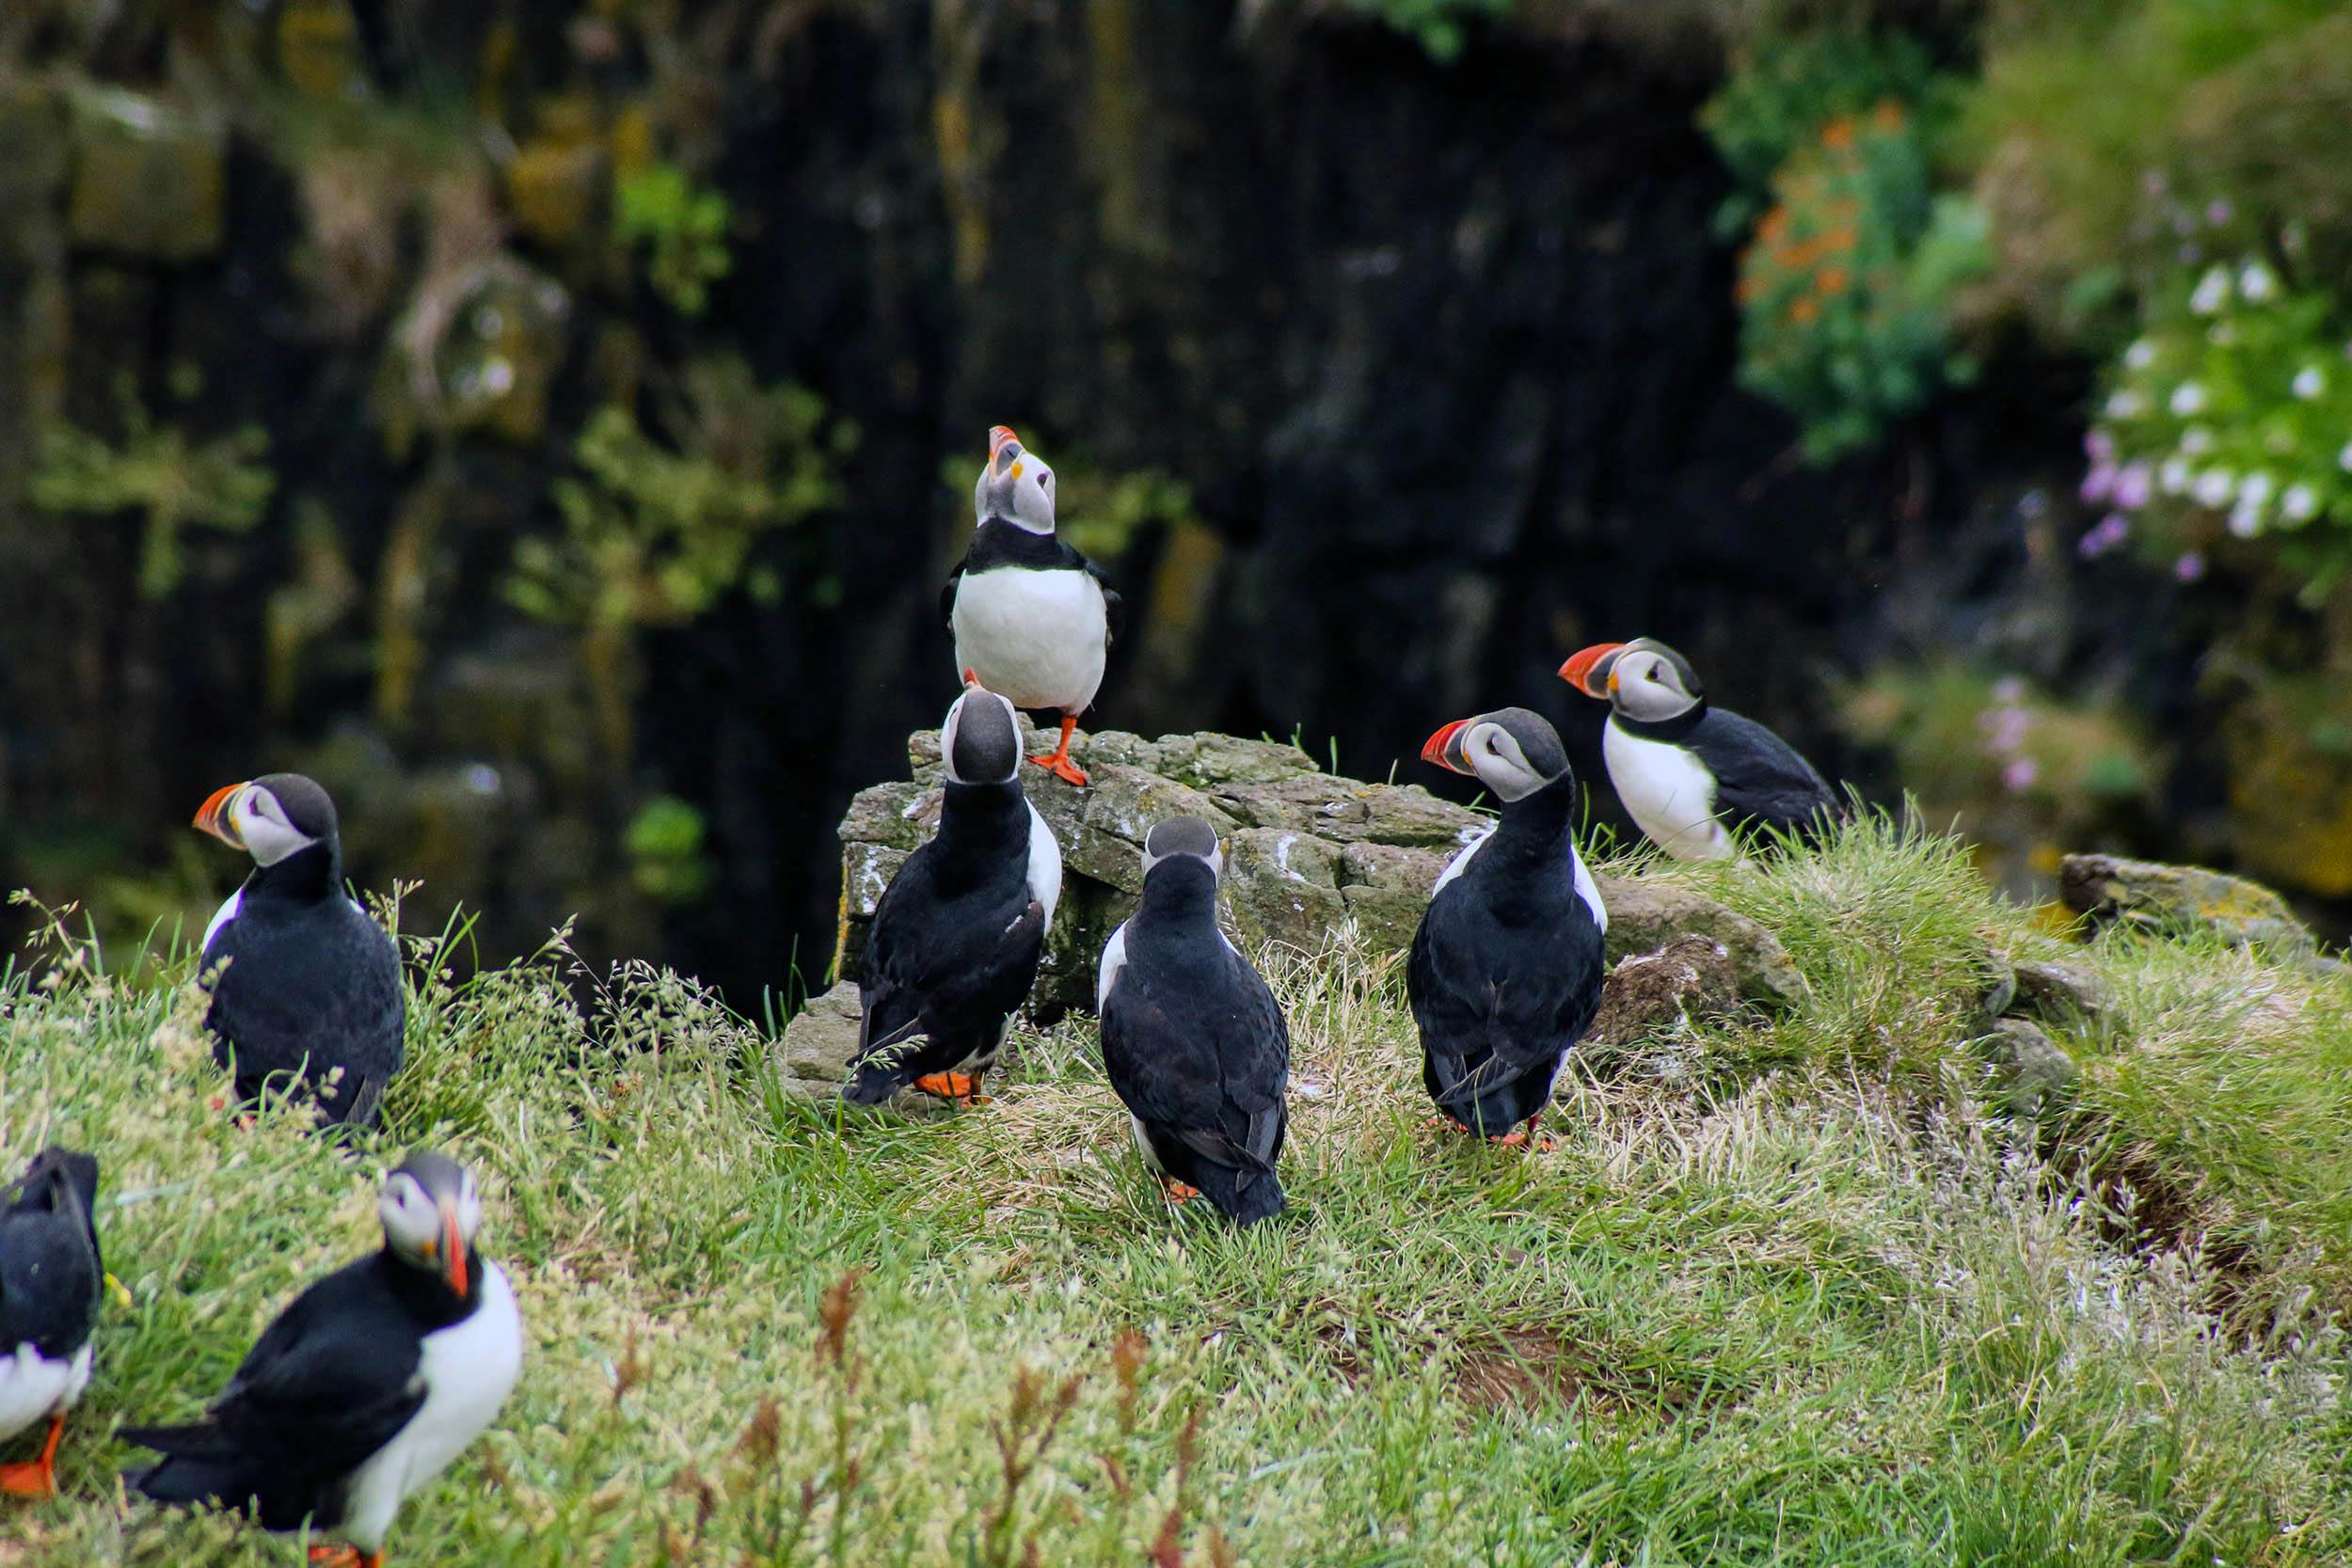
<box><xmin>941</xmin><ymin>425</ymin><xmax>1121</xmax><ymax>787</ymax></box>
<box><xmin>1410</xmin><ymin>708</ymin><xmax>1607</xmax><ymax>1146</ymax></box>
<box><xmin>1559</xmin><ymin>638</ymin><xmax>1844</xmax><ymax>862</ymax></box>
<box><xmin>1095</xmin><ymin>817</ymin><xmax>1290</xmax><ymax>1224</ymax></box>
<box><xmin>124</xmin><ymin>1150</ymin><xmax>523</xmax><ymax>1568</ymax></box>
<box><xmin>844</xmin><ymin>682</ymin><xmax>1061</xmax><ymax>1106</ymax></box>
<box><xmin>0</xmin><ymin>1148</ymin><xmax>102</xmax><ymax>1498</ymax></box>
<box><xmin>193</xmin><ymin>773</ymin><xmax>405</xmax><ymax>1127</ymax></box>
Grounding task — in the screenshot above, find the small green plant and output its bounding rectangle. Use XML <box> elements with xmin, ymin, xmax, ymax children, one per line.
<box><xmin>509</xmin><ymin>358</ymin><xmax>853</xmax><ymax>631</ymax></box>
<box><xmin>2081</xmin><ymin>248</ymin><xmax>2352</xmax><ymax>597</ymax></box>
<box><xmin>624</xmin><ymin>796</ymin><xmax>714</xmax><ymax>905</ymax></box>
<box><xmin>1703</xmin><ymin>30</ymin><xmax>1943</xmax><ymax>235</ymax></box>
<box><xmin>28</xmin><ymin>375</ymin><xmax>274</xmax><ymax>596</ymax></box>
<box><xmin>614</xmin><ymin>162</ymin><xmax>733</xmax><ymax>316</ymax></box>
<box><xmin>1341</xmin><ymin>0</ymin><xmax>1509</xmax><ymax>64</ymax></box>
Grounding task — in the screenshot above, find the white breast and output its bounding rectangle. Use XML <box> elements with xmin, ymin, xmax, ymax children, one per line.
<box><xmin>1025</xmin><ymin>802</ymin><xmax>1063</xmax><ymax>926</ymax></box>
<box><xmin>952</xmin><ymin>569</ymin><xmax>1107</xmax><ymax>714</ymax></box>
<box><xmin>340</xmin><ymin>1263</ymin><xmax>524</xmax><ymax>1554</ymax></box>
<box><xmin>0</xmin><ymin>1341</ymin><xmax>92</xmax><ymax>1443</ymax></box>
<box><xmin>1604</xmin><ymin>721</ymin><xmax>1736</xmax><ymax>862</ymax></box>
<box><xmin>1431</xmin><ymin>828</ymin><xmax>1491</xmax><ymax>897</ymax></box>
<box><xmin>201</xmin><ymin>889</ymin><xmax>243</xmax><ymax>955</ymax></box>
<box><xmin>1429</xmin><ymin>824</ymin><xmax>1607</xmax><ymax>929</ymax></box>
<box><xmin>1096</xmin><ymin>923</ymin><xmax>1129</xmax><ymax>1013</ymax></box>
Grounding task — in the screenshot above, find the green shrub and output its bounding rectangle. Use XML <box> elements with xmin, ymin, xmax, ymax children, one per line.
<box><xmin>614</xmin><ymin>162</ymin><xmax>733</xmax><ymax>317</ymax></box>
<box><xmin>1703</xmin><ymin>29</ymin><xmax>1944</xmax><ymax>235</ymax></box>
<box><xmin>1734</xmin><ymin>103</ymin><xmax>1989</xmax><ymax>461</ymax></box>
<box><xmin>1340</xmin><ymin>0</ymin><xmax>1510</xmax><ymax>63</ymax></box>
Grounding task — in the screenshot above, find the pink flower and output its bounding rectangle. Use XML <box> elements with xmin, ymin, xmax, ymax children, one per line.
<box><xmin>2174</xmin><ymin>551</ymin><xmax>2206</xmax><ymax>582</ymax></box>
<box><xmin>2002</xmin><ymin>757</ymin><xmax>2041</xmax><ymax>792</ymax></box>
<box><xmin>2077</xmin><ymin>514</ymin><xmax>2131</xmax><ymax>559</ymax></box>
<box><xmin>2080</xmin><ymin>464</ymin><xmax>2117</xmax><ymax>505</ymax></box>
<box><xmin>2113</xmin><ymin>464</ymin><xmax>2153</xmax><ymax>509</ymax></box>
<box><xmin>2085</xmin><ymin>429</ymin><xmax>2116</xmax><ymax>465</ymax></box>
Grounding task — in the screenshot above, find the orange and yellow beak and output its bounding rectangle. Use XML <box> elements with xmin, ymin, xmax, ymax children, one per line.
<box><xmin>1558</xmin><ymin>642</ymin><xmax>1627</xmax><ymax>700</ymax></box>
<box><xmin>437</xmin><ymin>1200</ymin><xmax>468</xmax><ymax>1296</ymax></box>
<box><xmin>1422</xmin><ymin>719</ymin><xmax>1472</xmax><ymax>775</ymax></box>
<box><xmin>989</xmin><ymin>424</ymin><xmax>1022</xmax><ymax>466</ymax></box>
<box><xmin>193</xmin><ymin>783</ymin><xmax>249</xmax><ymax>848</ymax></box>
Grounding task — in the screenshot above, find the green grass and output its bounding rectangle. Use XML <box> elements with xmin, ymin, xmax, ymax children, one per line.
<box><xmin>2</xmin><ymin>823</ymin><xmax>2349</xmax><ymax>1566</ymax></box>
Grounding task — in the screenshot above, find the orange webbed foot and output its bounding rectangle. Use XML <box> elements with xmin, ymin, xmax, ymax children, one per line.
<box><xmin>913</xmin><ymin>1071</ymin><xmax>981</xmax><ymax>1102</ymax></box>
<box><xmin>1027</xmin><ymin>753</ymin><xmax>1089</xmax><ymax>787</ymax></box>
<box><xmin>1160</xmin><ymin>1180</ymin><xmax>1201</xmax><ymax>1205</ymax></box>
<box><xmin>0</xmin><ymin>1416</ymin><xmax>61</xmax><ymax>1497</ymax></box>
<box><xmin>307</xmin><ymin>1546</ymin><xmax>383</xmax><ymax>1568</ymax></box>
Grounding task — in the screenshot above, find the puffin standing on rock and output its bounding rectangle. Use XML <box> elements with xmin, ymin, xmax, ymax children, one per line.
<box><xmin>943</xmin><ymin>425</ymin><xmax>1121</xmax><ymax>787</ymax></box>
<box><xmin>125</xmin><ymin>1150</ymin><xmax>523</xmax><ymax>1568</ymax></box>
<box><xmin>1560</xmin><ymin>638</ymin><xmax>1844</xmax><ymax>861</ymax></box>
<box><xmin>0</xmin><ymin>1148</ymin><xmax>103</xmax><ymax>1498</ymax></box>
<box><xmin>1411</xmin><ymin>709</ymin><xmax>1607</xmax><ymax>1147</ymax></box>
<box><xmin>194</xmin><ymin>774</ymin><xmax>405</xmax><ymax>1128</ymax></box>
<box><xmin>1097</xmin><ymin>819</ymin><xmax>1290</xmax><ymax>1225</ymax></box>
<box><xmin>844</xmin><ymin>684</ymin><xmax>1061</xmax><ymax>1107</ymax></box>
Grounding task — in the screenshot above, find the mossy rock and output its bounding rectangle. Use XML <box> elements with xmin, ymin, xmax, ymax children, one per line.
<box><xmin>2059</xmin><ymin>852</ymin><xmax>2314</xmax><ymax>952</ymax></box>
<box><xmin>66</xmin><ymin>86</ymin><xmax>225</xmax><ymax>263</ymax></box>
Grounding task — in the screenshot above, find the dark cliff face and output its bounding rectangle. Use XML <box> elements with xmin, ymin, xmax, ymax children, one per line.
<box><xmin>0</xmin><ymin>3</ymin><xmax>2107</xmax><ymax>1002</ymax></box>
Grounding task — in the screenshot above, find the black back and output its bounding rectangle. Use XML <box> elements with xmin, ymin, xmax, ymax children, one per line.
<box><xmin>0</xmin><ymin>1148</ymin><xmax>101</xmax><ymax>1359</ymax></box>
<box><xmin>123</xmin><ymin>1245</ymin><xmax>480</xmax><ymax>1529</ymax></box>
<box><xmin>1098</xmin><ymin>857</ymin><xmax>1290</xmax><ymax>1224</ymax></box>
<box><xmin>1406</xmin><ymin>778</ymin><xmax>1606</xmax><ymax>1135</ymax></box>
<box><xmin>202</xmin><ymin>840</ymin><xmax>405</xmax><ymax>1128</ymax></box>
<box><xmin>847</xmin><ymin>779</ymin><xmax>1046</xmax><ymax>1101</ymax></box>
<box><xmin>1616</xmin><ymin>705</ymin><xmax>1845</xmax><ymax>840</ymax></box>
<box><xmin>939</xmin><ymin>522</ymin><xmax>1127</xmax><ymax>641</ymax></box>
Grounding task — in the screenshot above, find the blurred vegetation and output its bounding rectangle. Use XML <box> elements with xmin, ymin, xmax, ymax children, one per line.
<box><xmin>613</xmin><ymin>163</ymin><xmax>733</xmax><ymax>318</ymax></box>
<box><xmin>29</xmin><ymin>373</ymin><xmax>275</xmax><ymax>598</ymax></box>
<box><xmin>1342</xmin><ymin>0</ymin><xmax>1513</xmax><ymax>61</ymax></box>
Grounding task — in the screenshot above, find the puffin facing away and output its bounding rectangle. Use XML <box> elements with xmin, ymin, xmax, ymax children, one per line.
<box><xmin>844</xmin><ymin>683</ymin><xmax>1061</xmax><ymax>1106</ymax></box>
<box><xmin>0</xmin><ymin>1148</ymin><xmax>102</xmax><ymax>1497</ymax></box>
<box><xmin>1096</xmin><ymin>818</ymin><xmax>1290</xmax><ymax>1224</ymax></box>
<box><xmin>125</xmin><ymin>1150</ymin><xmax>523</xmax><ymax>1568</ymax></box>
<box><xmin>942</xmin><ymin>425</ymin><xmax>1122</xmax><ymax>786</ymax></box>
<box><xmin>1411</xmin><ymin>708</ymin><xmax>1607</xmax><ymax>1146</ymax></box>
<box><xmin>1560</xmin><ymin>638</ymin><xmax>1843</xmax><ymax>862</ymax></box>
<box><xmin>194</xmin><ymin>773</ymin><xmax>405</xmax><ymax>1127</ymax></box>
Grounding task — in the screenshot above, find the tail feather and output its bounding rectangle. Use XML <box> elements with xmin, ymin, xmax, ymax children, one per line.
<box><xmin>1195</xmin><ymin>1164</ymin><xmax>1285</xmax><ymax>1227</ymax></box>
<box><xmin>121</xmin><ymin>1423</ymin><xmax>262</xmax><ymax>1509</ymax></box>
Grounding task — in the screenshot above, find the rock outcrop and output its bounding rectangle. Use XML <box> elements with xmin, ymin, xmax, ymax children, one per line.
<box><xmin>834</xmin><ymin>720</ymin><xmax>1805</xmax><ymax>1022</ymax></box>
<box><xmin>2059</xmin><ymin>853</ymin><xmax>2315</xmax><ymax>951</ymax></box>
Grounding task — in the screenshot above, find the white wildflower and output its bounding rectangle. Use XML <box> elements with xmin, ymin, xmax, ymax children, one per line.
<box><xmin>2229</xmin><ymin>501</ymin><xmax>2263</xmax><ymax>537</ymax></box>
<box><xmin>2124</xmin><ymin>340</ymin><xmax>2156</xmax><ymax>371</ymax></box>
<box><xmin>2239</xmin><ymin>261</ymin><xmax>2280</xmax><ymax>303</ymax></box>
<box><xmin>2239</xmin><ymin>471</ymin><xmax>2274</xmax><ymax>509</ymax></box>
<box><xmin>2296</xmin><ymin>366</ymin><xmax>2327</xmax><ymax>400</ymax></box>
<box><xmin>2193</xmin><ymin>469</ymin><xmax>2234</xmax><ymax>508</ymax></box>
<box><xmin>2106</xmin><ymin>390</ymin><xmax>2145</xmax><ymax>420</ymax></box>
<box><xmin>2189</xmin><ymin>265</ymin><xmax>2231</xmax><ymax>314</ymax></box>
<box><xmin>2282</xmin><ymin>483</ymin><xmax>2320</xmax><ymax>523</ymax></box>
<box><xmin>2181</xmin><ymin>426</ymin><xmax>2214</xmax><ymax>456</ymax></box>
<box><xmin>2170</xmin><ymin>382</ymin><xmax>2207</xmax><ymax>416</ymax></box>
<box><xmin>2159</xmin><ymin>458</ymin><xmax>2191</xmax><ymax>495</ymax></box>
<box><xmin>2339</xmin><ymin>440</ymin><xmax>2352</xmax><ymax>472</ymax></box>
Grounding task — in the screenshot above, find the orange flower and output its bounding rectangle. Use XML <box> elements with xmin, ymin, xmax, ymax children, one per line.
<box><xmin>1820</xmin><ymin>117</ymin><xmax>1856</xmax><ymax>151</ymax></box>
<box><xmin>1872</xmin><ymin>99</ymin><xmax>1906</xmax><ymax>133</ymax></box>
<box><xmin>1818</xmin><ymin>265</ymin><xmax>1850</xmax><ymax>295</ymax></box>
<box><xmin>1735</xmin><ymin>274</ymin><xmax>1762</xmax><ymax>305</ymax></box>
<box><xmin>1758</xmin><ymin>209</ymin><xmax>1789</xmax><ymax>245</ymax></box>
<box><xmin>1821</xmin><ymin>227</ymin><xmax>1859</xmax><ymax>253</ymax></box>
<box><xmin>1789</xmin><ymin>297</ymin><xmax>1820</xmax><ymax>325</ymax></box>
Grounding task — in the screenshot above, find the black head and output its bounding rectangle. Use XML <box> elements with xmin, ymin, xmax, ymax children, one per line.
<box><xmin>1141</xmin><ymin>816</ymin><xmax>1223</xmax><ymax>879</ymax></box>
<box><xmin>377</xmin><ymin>1148</ymin><xmax>484</xmax><ymax>1299</ymax></box>
<box><xmin>1606</xmin><ymin>640</ymin><xmax>1704</xmax><ymax>722</ymax></box>
<box><xmin>943</xmin><ymin>685</ymin><xmax>1022</xmax><ymax>785</ymax></box>
<box><xmin>1421</xmin><ymin>707</ymin><xmax>1571</xmax><ymax>802</ymax></box>
<box><xmin>193</xmin><ymin>771</ymin><xmax>341</xmax><ymax>866</ymax></box>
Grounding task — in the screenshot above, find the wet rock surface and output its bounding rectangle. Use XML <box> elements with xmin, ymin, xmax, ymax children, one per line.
<box><xmin>835</xmin><ymin>721</ymin><xmax>1805</xmax><ymax>1020</ymax></box>
<box><xmin>2059</xmin><ymin>853</ymin><xmax>2314</xmax><ymax>951</ymax></box>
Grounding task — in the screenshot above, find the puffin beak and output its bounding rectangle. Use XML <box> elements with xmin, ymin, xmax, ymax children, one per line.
<box><xmin>1558</xmin><ymin>642</ymin><xmax>1626</xmax><ymax>699</ymax></box>
<box><xmin>989</xmin><ymin>424</ymin><xmax>1022</xmax><ymax>467</ymax></box>
<box><xmin>438</xmin><ymin>1200</ymin><xmax>468</xmax><ymax>1297</ymax></box>
<box><xmin>193</xmin><ymin>783</ymin><xmax>249</xmax><ymax>848</ymax></box>
<box><xmin>1421</xmin><ymin>720</ymin><xmax>1471</xmax><ymax>774</ymax></box>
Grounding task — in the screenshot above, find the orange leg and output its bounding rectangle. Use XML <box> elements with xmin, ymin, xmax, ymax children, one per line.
<box><xmin>1490</xmin><ymin>1114</ymin><xmax>1553</xmax><ymax>1152</ymax></box>
<box><xmin>0</xmin><ymin>1415</ymin><xmax>63</xmax><ymax>1497</ymax></box>
<box><xmin>309</xmin><ymin>1546</ymin><xmax>384</xmax><ymax>1568</ymax></box>
<box><xmin>913</xmin><ymin>1071</ymin><xmax>986</xmax><ymax>1104</ymax></box>
<box><xmin>1159</xmin><ymin>1179</ymin><xmax>1200</xmax><ymax>1205</ymax></box>
<box><xmin>1026</xmin><ymin>716</ymin><xmax>1089</xmax><ymax>787</ymax></box>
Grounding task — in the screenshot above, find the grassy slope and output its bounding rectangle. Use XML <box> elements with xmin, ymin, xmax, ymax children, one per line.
<box><xmin>2</xmin><ymin>819</ymin><xmax>2349</xmax><ymax>1567</ymax></box>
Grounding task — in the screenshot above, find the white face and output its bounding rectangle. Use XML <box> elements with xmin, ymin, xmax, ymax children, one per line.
<box><xmin>377</xmin><ymin>1167</ymin><xmax>483</xmax><ymax>1266</ymax></box>
<box><xmin>232</xmin><ymin>784</ymin><xmax>321</xmax><ymax>867</ymax></box>
<box><xmin>1610</xmin><ymin>647</ymin><xmax>1700</xmax><ymax>723</ymax></box>
<box><xmin>1460</xmin><ymin>721</ymin><xmax>1554</xmax><ymax>802</ymax></box>
<box><xmin>975</xmin><ymin>449</ymin><xmax>1057</xmax><ymax>533</ymax></box>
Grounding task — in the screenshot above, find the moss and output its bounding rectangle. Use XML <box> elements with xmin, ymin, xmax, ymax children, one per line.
<box><xmin>65</xmin><ymin>85</ymin><xmax>226</xmax><ymax>263</ymax></box>
<box><xmin>275</xmin><ymin>0</ymin><xmax>365</xmax><ymax>102</ymax></box>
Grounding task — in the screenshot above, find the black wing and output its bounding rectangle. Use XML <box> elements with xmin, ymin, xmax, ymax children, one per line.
<box><xmin>1101</xmin><ymin>944</ymin><xmax>1288</xmax><ymax>1177</ymax></box>
<box><xmin>1691</xmin><ymin>707</ymin><xmax>1844</xmax><ymax>835</ymax></box>
<box><xmin>0</xmin><ymin>1149</ymin><xmax>102</xmax><ymax>1358</ymax></box>
<box><xmin>1086</xmin><ymin>561</ymin><xmax>1126</xmax><ymax>644</ymax></box>
<box><xmin>1407</xmin><ymin>884</ymin><xmax>1601</xmax><ymax>1126</ymax></box>
<box><xmin>208</xmin><ymin>1262</ymin><xmax>428</xmax><ymax>1482</ymax></box>
<box><xmin>204</xmin><ymin>902</ymin><xmax>405</xmax><ymax>1126</ymax></box>
<box><xmin>940</xmin><ymin>556</ymin><xmax>968</xmax><ymax>633</ymax></box>
<box><xmin>853</xmin><ymin>848</ymin><xmax>1045</xmax><ymax>1090</ymax></box>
